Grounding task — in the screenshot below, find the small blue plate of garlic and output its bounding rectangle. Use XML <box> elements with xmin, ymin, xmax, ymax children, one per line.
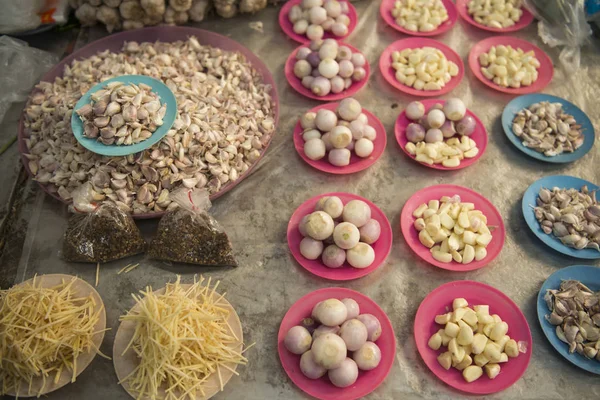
<box><xmin>537</xmin><ymin>265</ymin><xmax>600</xmax><ymax>374</ymax></box>
<box><xmin>502</xmin><ymin>93</ymin><xmax>595</xmax><ymax>164</ymax></box>
<box><xmin>522</xmin><ymin>175</ymin><xmax>600</xmax><ymax>259</ymax></box>
<box><xmin>71</xmin><ymin>75</ymin><xmax>177</xmax><ymax>157</ymax></box>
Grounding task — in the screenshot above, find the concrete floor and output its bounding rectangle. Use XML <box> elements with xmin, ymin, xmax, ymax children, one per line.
<box><xmin>2</xmin><ymin>1</ymin><xmax>600</xmax><ymax>399</ymax></box>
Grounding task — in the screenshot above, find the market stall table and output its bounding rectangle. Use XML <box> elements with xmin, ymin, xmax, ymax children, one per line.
<box><xmin>2</xmin><ymin>1</ymin><xmax>600</xmax><ymax>399</ymax></box>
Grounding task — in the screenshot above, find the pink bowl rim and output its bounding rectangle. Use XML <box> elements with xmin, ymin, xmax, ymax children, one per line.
<box><xmin>293</xmin><ymin>103</ymin><xmax>386</xmax><ymax>174</ymax></box>
<box><xmin>279</xmin><ymin>0</ymin><xmax>358</xmax><ymax>44</ymax></box>
<box><xmin>456</xmin><ymin>0</ymin><xmax>535</xmax><ymax>33</ymax></box>
<box><xmin>399</xmin><ymin>184</ymin><xmax>506</xmax><ymax>271</ymax></box>
<box><xmin>468</xmin><ymin>36</ymin><xmax>554</xmax><ymax>95</ymax></box>
<box><xmin>284</xmin><ymin>41</ymin><xmax>370</xmax><ymax>102</ymax></box>
<box><xmin>277</xmin><ymin>287</ymin><xmax>397</xmax><ymax>400</ymax></box>
<box><xmin>287</xmin><ymin>192</ymin><xmax>393</xmax><ymax>281</ymax></box>
<box><xmin>414</xmin><ymin>280</ymin><xmax>533</xmax><ymax>394</ymax></box>
<box><xmin>379</xmin><ymin>38</ymin><xmax>465</xmax><ymax>97</ymax></box>
<box><xmin>379</xmin><ymin>0</ymin><xmax>458</xmax><ymax>37</ymax></box>
<box><xmin>18</xmin><ymin>26</ymin><xmax>280</xmax><ymax>219</ymax></box>
<box><xmin>394</xmin><ymin>99</ymin><xmax>488</xmax><ymax>171</ymax></box>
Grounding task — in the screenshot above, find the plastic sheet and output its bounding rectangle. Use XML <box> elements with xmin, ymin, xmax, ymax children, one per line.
<box><xmin>0</xmin><ymin>0</ymin><xmax>70</xmax><ymax>34</ymax></box>
<box><xmin>62</xmin><ymin>183</ymin><xmax>146</xmax><ymax>263</ymax></box>
<box><xmin>149</xmin><ymin>188</ymin><xmax>237</xmax><ymax>266</ymax></box>
<box><xmin>524</xmin><ymin>0</ymin><xmax>592</xmax><ymax>74</ymax></box>
<box><xmin>0</xmin><ymin>36</ymin><xmax>58</xmax><ymax>126</ymax></box>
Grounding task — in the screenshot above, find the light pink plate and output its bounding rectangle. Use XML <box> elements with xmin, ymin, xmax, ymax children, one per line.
<box><xmin>395</xmin><ymin>99</ymin><xmax>488</xmax><ymax>170</ymax></box>
<box><xmin>456</xmin><ymin>0</ymin><xmax>534</xmax><ymax>33</ymax></box>
<box><xmin>279</xmin><ymin>0</ymin><xmax>358</xmax><ymax>44</ymax></box>
<box><xmin>379</xmin><ymin>38</ymin><xmax>464</xmax><ymax>97</ymax></box>
<box><xmin>287</xmin><ymin>192</ymin><xmax>392</xmax><ymax>280</ymax></box>
<box><xmin>379</xmin><ymin>0</ymin><xmax>458</xmax><ymax>37</ymax></box>
<box><xmin>400</xmin><ymin>184</ymin><xmax>505</xmax><ymax>271</ymax></box>
<box><xmin>293</xmin><ymin>103</ymin><xmax>386</xmax><ymax>174</ymax></box>
<box><xmin>278</xmin><ymin>287</ymin><xmax>396</xmax><ymax>400</ymax></box>
<box><xmin>414</xmin><ymin>280</ymin><xmax>533</xmax><ymax>394</ymax></box>
<box><xmin>285</xmin><ymin>41</ymin><xmax>370</xmax><ymax>101</ymax></box>
<box><xmin>469</xmin><ymin>36</ymin><xmax>554</xmax><ymax>95</ymax></box>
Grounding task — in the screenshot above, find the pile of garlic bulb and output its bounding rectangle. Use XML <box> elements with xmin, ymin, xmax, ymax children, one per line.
<box><xmin>71</xmin><ymin>0</ymin><xmax>275</xmax><ymax>32</ymax></box>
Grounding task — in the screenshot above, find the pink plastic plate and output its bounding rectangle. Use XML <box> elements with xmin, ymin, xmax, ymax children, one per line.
<box><xmin>379</xmin><ymin>38</ymin><xmax>464</xmax><ymax>97</ymax></box>
<box><xmin>278</xmin><ymin>287</ymin><xmax>396</xmax><ymax>400</ymax></box>
<box><xmin>287</xmin><ymin>192</ymin><xmax>392</xmax><ymax>280</ymax></box>
<box><xmin>400</xmin><ymin>184</ymin><xmax>505</xmax><ymax>271</ymax></box>
<box><xmin>395</xmin><ymin>99</ymin><xmax>488</xmax><ymax>170</ymax></box>
<box><xmin>293</xmin><ymin>103</ymin><xmax>386</xmax><ymax>174</ymax></box>
<box><xmin>285</xmin><ymin>42</ymin><xmax>370</xmax><ymax>101</ymax></box>
<box><xmin>456</xmin><ymin>0</ymin><xmax>534</xmax><ymax>33</ymax></box>
<box><xmin>469</xmin><ymin>36</ymin><xmax>554</xmax><ymax>95</ymax></box>
<box><xmin>18</xmin><ymin>26</ymin><xmax>279</xmax><ymax>219</ymax></box>
<box><xmin>279</xmin><ymin>0</ymin><xmax>358</xmax><ymax>44</ymax></box>
<box><xmin>379</xmin><ymin>0</ymin><xmax>458</xmax><ymax>37</ymax></box>
<box><xmin>414</xmin><ymin>280</ymin><xmax>533</xmax><ymax>394</ymax></box>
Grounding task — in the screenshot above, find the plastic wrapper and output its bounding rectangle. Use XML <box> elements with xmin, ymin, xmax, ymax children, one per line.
<box><xmin>0</xmin><ymin>36</ymin><xmax>58</xmax><ymax>125</ymax></box>
<box><xmin>524</xmin><ymin>0</ymin><xmax>592</xmax><ymax>74</ymax></box>
<box><xmin>0</xmin><ymin>0</ymin><xmax>70</xmax><ymax>34</ymax></box>
<box><xmin>149</xmin><ymin>188</ymin><xmax>237</xmax><ymax>266</ymax></box>
<box><xmin>62</xmin><ymin>183</ymin><xmax>146</xmax><ymax>263</ymax></box>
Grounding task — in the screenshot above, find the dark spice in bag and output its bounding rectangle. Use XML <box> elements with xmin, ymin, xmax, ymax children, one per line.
<box><xmin>149</xmin><ymin>188</ymin><xmax>237</xmax><ymax>266</ymax></box>
<box><xmin>63</xmin><ymin>183</ymin><xmax>146</xmax><ymax>263</ymax></box>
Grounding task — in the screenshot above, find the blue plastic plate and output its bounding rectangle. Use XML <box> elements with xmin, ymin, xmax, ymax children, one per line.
<box><xmin>522</xmin><ymin>175</ymin><xmax>600</xmax><ymax>259</ymax></box>
<box><xmin>537</xmin><ymin>265</ymin><xmax>600</xmax><ymax>374</ymax></box>
<box><xmin>502</xmin><ymin>94</ymin><xmax>595</xmax><ymax>163</ymax></box>
<box><xmin>71</xmin><ymin>75</ymin><xmax>177</xmax><ymax>157</ymax></box>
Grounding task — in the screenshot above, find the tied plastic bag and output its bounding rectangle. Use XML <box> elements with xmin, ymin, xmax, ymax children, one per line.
<box><xmin>524</xmin><ymin>0</ymin><xmax>592</xmax><ymax>74</ymax></box>
<box><xmin>0</xmin><ymin>36</ymin><xmax>58</xmax><ymax>125</ymax></box>
<box><xmin>149</xmin><ymin>188</ymin><xmax>237</xmax><ymax>266</ymax></box>
<box><xmin>63</xmin><ymin>183</ymin><xmax>146</xmax><ymax>263</ymax></box>
<box><xmin>0</xmin><ymin>0</ymin><xmax>70</xmax><ymax>34</ymax></box>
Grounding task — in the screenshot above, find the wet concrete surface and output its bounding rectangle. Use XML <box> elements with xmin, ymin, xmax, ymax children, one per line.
<box><xmin>2</xmin><ymin>2</ymin><xmax>600</xmax><ymax>399</ymax></box>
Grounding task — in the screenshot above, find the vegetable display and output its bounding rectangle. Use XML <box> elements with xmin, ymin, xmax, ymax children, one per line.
<box><xmin>512</xmin><ymin>101</ymin><xmax>584</xmax><ymax>157</ymax></box>
<box><xmin>293</xmin><ymin>40</ymin><xmax>367</xmax><ymax>97</ymax></box>
<box><xmin>76</xmin><ymin>81</ymin><xmax>166</xmax><ymax>146</ymax></box>
<box><xmin>413</xmin><ymin>195</ymin><xmax>493</xmax><ymax>264</ymax></box>
<box><xmin>467</xmin><ymin>0</ymin><xmax>523</xmax><ymax>29</ymax></box>
<box><xmin>301</xmin><ymin>99</ymin><xmax>376</xmax><ymax>166</ymax></box>
<box><xmin>391</xmin><ymin>0</ymin><xmax>449</xmax><ymax>32</ymax></box>
<box><xmin>299</xmin><ymin>195</ymin><xmax>380</xmax><ymax>269</ymax></box>
<box><xmin>391</xmin><ymin>47</ymin><xmax>459</xmax><ymax>91</ymax></box>
<box><xmin>0</xmin><ymin>275</ymin><xmax>106</xmax><ymax>397</ymax></box>
<box><xmin>478</xmin><ymin>44</ymin><xmax>540</xmax><ymax>88</ymax></box>
<box><xmin>283</xmin><ymin>297</ymin><xmax>383</xmax><ymax>387</ymax></box>
<box><xmin>544</xmin><ymin>279</ymin><xmax>600</xmax><ymax>361</ymax></box>
<box><xmin>23</xmin><ymin>37</ymin><xmax>275</xmax><ymax>213</ymax></box>
<box><xmin>429</xmin><ymin>298</ymin><xmax>523</xmax><ymax>383</ymax></box>
<box><xmin>403</xmin><ymin>99</ymin><xmax>480</xmax><ymax>168</ymax></box>
<box><xmin>115</xmin><ymin>276</ymin><xmax>248</xmax><ymax>399</ymax></box>
<box><xmin>533</xmin><ymin>185</ymin><xmax>600</xmax><ymax>251</ymax></box>
<box><xmin>288</xmin><ymin>0</ymin><xmax>352</xmax><ymax>40</ymax></box>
